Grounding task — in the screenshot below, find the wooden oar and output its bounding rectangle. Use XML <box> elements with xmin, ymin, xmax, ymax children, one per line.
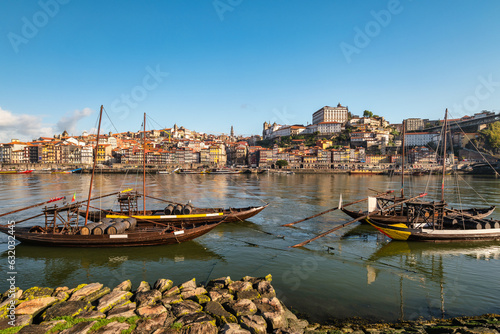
<box><xmin>0</xmin><ymin>212</ymin><xmax>45</xmax><ymax>227</ymax></box>
<box><xmin>0</xmin><ymin>197</ymin><xmax>65</xmax><ymax>218</ymax></box>
<box><xmin>291</xmin><ymin>193</ymin><xmax>427</xmax><ymax>248</ymax></box>
<box><xmin>282</xmin><ymin>190</ymin><xmax>394</xmax><ymax>227</ymax></box>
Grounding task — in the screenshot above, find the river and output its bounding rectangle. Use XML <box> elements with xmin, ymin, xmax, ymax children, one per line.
<box><xmin>0</xmin><ymin>172</ymin><xmax>499</xmax><ymax>323</ymax></box>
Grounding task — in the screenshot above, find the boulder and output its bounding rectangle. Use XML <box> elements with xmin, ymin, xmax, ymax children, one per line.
<box><xmin>171</xmin><ymin>300</ymin><xmax>203</xmax><ymax>317</ymax></box>
<box><xmin>239</xmin><ymin>314</ymin><xmax>267</xmax><ymax>334</ymax></box>
<box><xmin>107</xmin><ymin>302</ymin><xmax>136</xmax><ymax>318</ymax></box>
<box><xmin>219</xmin><ymin>323</ymin><xmax>252</xmax><ymax>334</ymax></box>
<box><xmin>207</xmin><ymin>276</ymin><xmax>232</xmax><ymax>289</ymax></box>
<box><xmin>113</xmin><ymin>280</ymin><xmax>132</xmax><ymax>292</ymax></box>
<box><xmin>0</xmin><ymin>314</ymin><xmax>32</xmax><ymax>330</ymax></box>
<box><xmin>15</xmin><ymin>297</ymin><xmax>57</xmax><ymax>317</ymax></box>
<box><xmin>136</xmin><ymin>281</ymin><xmax>151</xmax><ymax>293</ymax></box>
<box><xmin>93</xmin><ymin>321</ymin><xmax>130</xmax><ymax>333</ymax></box>
<box><xmin>42</xmin><ymin>300</ymin><xmax>93</xmax><ymax>320</ymax></box>
<box><xmin>180</xmin><ymin>321</ymin><xmax>218</xmax><ymax>334</ymax></box>
<box><xmin>135</xmin><ymin>312</ymin><xmax>175</xmax><ymax>333</ymax></box>
<box><xmin>60</xmin><ymin>320</ymin><xmax>97</xmax><ymax>334</ymax></box>
<box><xmin>256</xmin><ymin>297</ymin><xmax>287</xmax><ymax>331</ymax></box>
<box><xmin>256</xmin><ymin>280</ymin><xmax>276</xmax><ymax>299</ymax></box>
<box><xmin>154</xmin><ymin>279</ymin><xmax>173</xmax><ymax>293</ymax></box>
<box><xmin>83</xmin><ymin>287</ymin><xmax>110</xmax><ymax>303</ymax></box>
<box><xmin>177</xmin><ymin>311</ymin><xmax>215</xmax><ymax>326</ymax></box>
<box><xmin>161</xmin><ymin>295</ymin><xmax>183</xmax><ymax>306</ymax></box>
<box><xmin>180</xmin><ymin>278</ymin><xmax>197</xmax><ymax>291</ymax></box>
<box><xmin>69</xmin><ymin>283</ymin><xmax>103</xmax><ymax>301</ymax></box>
<box><xmin>228</xmin><ymin>281</ymin><xmax>253</xmax><ymax>294</ymax></box>
<box><xmin>193</xmin><ymin>294</ymin><xmax>211</xmax><ymax>305</ymax></box>
<box><xmin>208</xmin><ymin>289</ymin><xmax>234</xmax><ymax>304</ymax></box>
<box><xmin>21</xmin><ymin>287</ymin><xmax>54</xmax><ymax>300</ymax></box>
<box><xmin>135</xmin><ymin>289</ymin><xmax>162</xmax><ymax>307</ymax></box>
<box><xmin>226</xmin><ymin>299</ymin><xmax>257</xmax><ymax>317</ymax></box>
<box><xmin>163</xmin><ymin>286</ymin><xmax>181</xmax><ymax>297</ymax></box>
<box><xmin>136</xmin><ymin>304</ymin><xmax>167</xmax><ymax>317</ymax></box>
<box><xmin>236</xmin><ymin>290</ymin><xmax>260</xmax><ymax>301</ymax></box>
<box><xmin>204</xmin><ymin>301</ymin><xmax>237</xmax><ymax>325</ymax></box>
<box><xmin>18</xmin><ymin>321</ymin><xmax>61</xmax><ymax>334</ymax></box>
<box><xmin>181</xmin><ymin>287</ymin><xmax>207</xmax><ymax>299</ymax></box>
<box><xmin>96</xmin><ymin>290</ymin><xmax>133</xmax><ymax>313</ymax></box>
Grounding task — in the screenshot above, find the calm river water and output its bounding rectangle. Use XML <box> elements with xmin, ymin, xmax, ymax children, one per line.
<box><xmin>1</xmin><ymin>172</ymin><xmax>499</xmax><ymax>322</ymax></box>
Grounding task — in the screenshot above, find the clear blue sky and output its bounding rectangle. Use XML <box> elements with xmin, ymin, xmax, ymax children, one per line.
<box><xmin>1</xmin><ymin>0</ymin><xmax>499</xmax><ymax>142</ymax></box>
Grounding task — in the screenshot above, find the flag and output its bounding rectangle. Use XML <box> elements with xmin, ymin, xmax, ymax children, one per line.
<box><xmin>71</xmin><ymin>192</ymin><xmax>76</xmax><ymax>202</ymax></box>
<box><xmin>338</xmin><ymin>194</ymin><xmax>343</xmax><ymax>209</ymax></box>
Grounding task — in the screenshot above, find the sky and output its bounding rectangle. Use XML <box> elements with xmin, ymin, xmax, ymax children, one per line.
<box><xmin>1</xmin><ymin>0</ymin><xmax>499</xmax><ymax>142</ymax></box>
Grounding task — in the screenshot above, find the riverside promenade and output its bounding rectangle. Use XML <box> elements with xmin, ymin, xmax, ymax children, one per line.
<box><xmin>1</xmin><ymin>275</ymin><xmax>499</xmax><ymax>333</ymax></box>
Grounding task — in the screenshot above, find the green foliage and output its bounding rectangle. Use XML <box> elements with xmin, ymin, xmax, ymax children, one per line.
<box><xmin>276</xmin><ymin>160</ymin><xmax>289</xmax><ymax>168</ymax></box>
<box><xmin>1</xmin><ymin>326</ymin><xmax>24</xmax><ymax>334</ymax></box>
<box><xmin>363</xmin><ymin>110</ymin><xmax>373</xmax><ymax>118</ymax></box>
<box><xmin>171</xmin><ymin>322</ymin><xmax>183</xmax><ymax>329</ymax></box>
<box><xmin>480</xmin><ymin>121</ymin><xmax>500</xmax><ymax>150</ymax></box>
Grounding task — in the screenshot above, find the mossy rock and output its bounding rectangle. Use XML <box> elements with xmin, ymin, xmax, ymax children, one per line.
<box><xmin>21</xmin><ymin>287</ymin><xmax>54</xmax><ymax>301</ymax></box>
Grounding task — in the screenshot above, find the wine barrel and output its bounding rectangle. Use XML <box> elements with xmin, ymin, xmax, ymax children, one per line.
<box><xmin>164</xmin><ymin>204</ymin><xmax>175</xmax><ymax>215</ymax></box>
<box><xmin>483</xmin><ymin>222</ymin><xmax>492</xmax><ymax>229</ymax></box>
<box><xmin>106</xmin><ymin>221</ymin><xmax>127</xmax><ymax>235</ymax></box>
<box><xmin>121</xmin><ymin>218</ymin><xmax>137</xmax><ymax>230</ymax></box>
<box><xmin>81</xmin><ymin>222</ymin><xmax>102</xmax><ymax>235</ymax></box>
<box><xmin>174</xmin><ymin>204</ymin><xmax>183</xmax><ymax>215</ymax></box>
<box><xmin>492</xmin><ymin>222</ymin><xmax>500</xmax><ymax>229</ymax></box>
<box><xmin>182</xmin><ymin>204</ymin><xmax>193</xmax><ymax>215</ymax></box>
<box><xmin>92</xmin><ymin>223</ymin><xmax>112</xmax><ymax>235</ymax></box>
<box><xmin>101</xmin><ymin>218</ymin><xmax>113</xmax><ymax>224</ymax></box>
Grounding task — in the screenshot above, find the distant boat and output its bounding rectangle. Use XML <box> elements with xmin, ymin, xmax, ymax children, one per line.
<box><xmin>175</xmin><ymin>169</ymin><xmax>207</xmax><ymax>174</ymax></box>
<box><xmin>51</xmin><ymin>168</ymin><xmax>82</xmax><ymax>174</ymax></box>
<box><xmin>208</xmin><ymin>168</ymin><xmax>242</xmax><ymax>174</ymax></box>
<box><xmin>349</xmin><ymin>169</ymin><xmax>383</xmax><ymax>175</ymax></box>
<box><xmin>0</xmin><ymin>169</ymin><xmax>33</xmax><ymax>174</ymax></box>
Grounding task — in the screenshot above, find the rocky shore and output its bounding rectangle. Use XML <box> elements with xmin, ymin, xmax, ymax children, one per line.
<box><xmin>0</xmin><ymin>275</ymin><xmax>498</xmax><ymax>334</ymax></box>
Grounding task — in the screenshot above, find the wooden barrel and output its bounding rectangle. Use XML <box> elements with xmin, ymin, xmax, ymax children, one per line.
<box><xmin>182</xmin><ymin>204</ymin><xmax>193</xmax><ymax>215</ymax></box>
<box><xmin>483</xmin><ymin>222</ymin><xmax>491</xmax><ymax>229</ymax></box>
<box><xmin>81</xmin><ymin>222</ymin><xmax>102</xmax><ymax>235</ymax></box>
<box><xmin>492</xmin><ymin>222</ymin><xmax>500</xmax><ymax>229</ymax></box>
<box><xmin>164</xmin><ymin>204</ymin><xmax>175</xmax><ymax>215</ymax></box>
<box><xmin>106</xmin><ymin>221</ymin><xmax>127</xmax><ymax>235</ymax></box>
<box><xmin>121</xmin><ymin>218</ymin><xmax>137</xmax><ymax>230</ymax></box>
<box><xmin>174</xmin><ymin>204</ymin><xmax>183</xmax><ymax>215</ymax></box>
<box><xmin>101</xmin><ymin>218</ymin><xmax>113</xmax><ymax>224</ymax></box>
<box><xmin>92</xmin><ymin>223</ymin><xmax>112</xmax><ymax>235</ymax></box>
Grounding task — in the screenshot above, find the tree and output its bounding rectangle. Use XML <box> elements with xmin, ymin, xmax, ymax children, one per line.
<box><xmin>480</xmin><ymin>121</ymin><xmax>500</xmax><ymax>150</ymax></box>
<box><xmin>363</xmin><ymin>110</ymin><xmax>373</xmax><ymax>118</ymax></box>
<box><xmin>276</xmin><ymin>160</ymin><xmax>289</xmax><ymax>168</ymax></box>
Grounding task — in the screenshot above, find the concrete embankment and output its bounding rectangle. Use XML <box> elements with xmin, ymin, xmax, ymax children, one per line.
<box><xmin>0</xmin><ymin>275</ymin><xmax>499</xmax><ymax>333</ymax></box>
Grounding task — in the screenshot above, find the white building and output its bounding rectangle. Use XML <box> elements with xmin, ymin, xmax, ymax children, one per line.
<box><xmin>317</xmin><ymin>122</ymin><xmax>342</xmax><ymax>135</ymax></box>
<box><xmin>312</xmin><ymin>103</ymin><xmax>349</xmax><ymax>125</ymax></box>
<box><xmin>404</xmin><ymin>132</ymin><xmax>439</xmax><ymax>147</ymax></box>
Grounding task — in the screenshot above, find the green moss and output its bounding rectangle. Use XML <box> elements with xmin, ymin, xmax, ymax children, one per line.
<box><xmin>71</xmin><ymin>284</ymin><xmax>88</xmax><ymax>294</ymax></box>
<box><xmin>0</xmin><ymin>325</ymin><xmax>25</xmax><ymax>334</ymax></box>
<box><xmin>171</xmin><ymin>321</ymin><xmax>183</xmax><ymax>329</ymax></box>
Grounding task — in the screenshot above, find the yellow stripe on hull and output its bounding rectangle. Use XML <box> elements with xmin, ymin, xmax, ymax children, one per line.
<box><xmin>368</xmin><ymin>221</ymin><xmax>411</xmax><ymax>241</ymax></box>
<box><xmin>106</xmin><ymin>212</ymin><xmax>223</xmax><ymax>219</ymax></box>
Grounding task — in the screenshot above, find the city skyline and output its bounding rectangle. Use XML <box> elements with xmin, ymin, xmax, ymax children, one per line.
<box><xmin>1</xmin><ymin>1</ymin><xmax>499</xmax><ymax>142</ymax></box>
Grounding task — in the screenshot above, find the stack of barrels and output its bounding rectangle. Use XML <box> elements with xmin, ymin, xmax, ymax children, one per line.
<box><xmin>164</xmin><ymin>203</ymin><xmax>193</xmax><ymax>215</ymax></box>
<box><xmin>80</xmin><ymin>217</ymin><xmax>137</xmax><ymax>235</ymax></box>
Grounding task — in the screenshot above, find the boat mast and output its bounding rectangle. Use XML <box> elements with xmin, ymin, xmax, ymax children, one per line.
<box><xmin>143</xmin><ymin>112</ymin><xmax>146</xmax><ymax>215</ymax></box>
<box><xmin>85</xmin><ymin>105</ymin><xmax>103</xmax><ymax>225</ymax></box>
<box><xmin>401</xmin><ymin>120</ymin><xmax>406</xmax><ymax>198</ymax></box>
<box><xmin>441</xmin><ymin>109</ymin><xmax>448</xmax><ymax>203</ymax></box>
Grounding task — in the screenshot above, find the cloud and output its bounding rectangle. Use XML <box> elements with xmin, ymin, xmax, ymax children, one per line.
<box><xmin>56</xmin><ymin>108</ymin><xmax>94</xmax><ymax>135</ymax></box>
<box><xmin>0</xmin><ymin>107</ymin><xmax>53</xmax><ymax>143</ymax></box>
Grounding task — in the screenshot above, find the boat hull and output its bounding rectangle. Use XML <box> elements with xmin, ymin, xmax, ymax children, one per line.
<box><xmin>81</xmin><ymin>204</ymin><xmax>268</xmax><ymax>225</ymax></box>
<box><xmin>367</xmin><ymin>220</ymin><xmax>500</xmax><ymax>242</ymax></box>
<box><xmin>0</xmin><ymin>222</ymin><xmax>221</xmax><ymax>248</ymax></box>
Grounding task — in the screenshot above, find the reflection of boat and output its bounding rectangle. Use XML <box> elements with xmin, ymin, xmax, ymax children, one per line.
<box><xmin>175</xmin><ymin>169</ymin><xmax>207</xmax><ymax>174</ymax></box>
<box><xmin>369</xmin><ymin>240</ymin><xmax>500</xmax><ymax>261</ymax></box>
<box><xmin>208</xmin><ymin>168</ymin><xmax>242</xmax><ymax>174</ymax></box>
<box><xmin>0</xmin><ymin>169</ymin><xmax>33</xmax><ymax>174</ymax></box>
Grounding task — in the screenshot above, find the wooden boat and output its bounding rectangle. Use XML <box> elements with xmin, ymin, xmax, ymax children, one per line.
<box><xmin>349</xmin><ymin>169</ymin><xmax>383</xmax><ymax>175</ymax></box>
<box><xmin>0</xmin><ymin>203</ymin><xmax>223</xmax><ymax>248</ymax></box>
<box><xmin>0</xmin><ymin>169</ymin><xmax>33</xmax><ymax>174</ymax></box>
<box><xmin>79</xmin><ymin>191</ymin><xmax>268</xmax><ymax>225</ymax></box>
<box><xmin>51</xmin><ymin>168</ymin><xmax>82</xmax><ymax>174</ymax></box>
<box><xmin>366</xmin><ymin>201</ymin><xmax>500</xmax><ymax>242</ymax></box>
<box><xmin>208</xmin><ymin>168</ymin><xmax>242</xmax><ymax>174</ymax></box>
<box><xmin>175</xmin><ymin>169</ymin><xmax>207</xmax><ymax>174</ymax></box>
